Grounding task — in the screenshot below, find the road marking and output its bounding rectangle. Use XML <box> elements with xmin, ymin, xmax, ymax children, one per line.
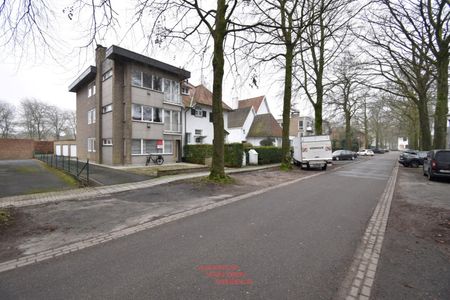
<box><xmin>335</xmin><ymin>171</ymin><xmax>389</xmax><ymax>181</ymax></box>
<box><xmin>337</xmin><ymin>165</ymin><xmax>398</xmax><ymax>300</ymax></box>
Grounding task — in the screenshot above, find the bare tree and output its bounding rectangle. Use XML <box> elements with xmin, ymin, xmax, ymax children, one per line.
<box><xmin>65</xmin><ymin>110</ymin><xmax>77</xmax><ymax>139</ymax></box>
<box><xmin>376</xmin><ymin>0</ymin><xmax>449</xmax><ymax>148</ymax></box>
<box><xmin>328</xmin><ymin>52</ymin><xmax>367</xmax><ymax>150</ymax></box>
<box><xmin>47</xmin><ymin>105</ymin><xmax>69</xmax><ymax>140</ymax></box>
<box><xmin>0</xmin><ymin>101</ymin><xmax>15</xmax><ymax>138</ymax></box>
<box><xmin>295</xmin><ymin>0</ymin><xmax>359</xmax><ymax>135</ymax></box>
<box><xmin>249</xmin><ymin>0</ymin><xmax>318</xmax><ymax>169</ymax></box>
<box><xmin>361</xmin><ymin>1</ymin><xmax>436</xmax><ymax>150</ymax></box>
<box><xmin>20</xmin><ymin>98</ymin><xmax>50</xmax><ymax>140</ymax></box>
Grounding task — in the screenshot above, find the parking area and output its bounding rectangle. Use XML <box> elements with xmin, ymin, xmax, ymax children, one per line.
<box><xmin>0</xmin><ymin>160</ymin><xmax>78</xmax><ymax>197</ymax></box>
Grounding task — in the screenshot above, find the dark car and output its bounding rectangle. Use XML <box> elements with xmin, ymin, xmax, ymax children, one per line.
<box><xmin>332</xmin><ymin>150</ymin><xmax>356</xmax><ymax>161</ymax></box>
<box><xmin>372</xmin><ymin>148</ymin><xmax>385</xmax><ymax>154</ymax></box>
<box><xmin>398</xmin><ymin>150</ymin><xmax>427</xmax><ymax>167</ymax></box>
<box><xmin>423</xmin><ymin>150</ymin><xmax>450</xmax><ymax>180</ymax></box>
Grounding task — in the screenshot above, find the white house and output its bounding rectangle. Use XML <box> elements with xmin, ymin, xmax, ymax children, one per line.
<box><xmin>237</xmin><ymin>95</ymin><xmax>271</xmax><ymax>115</ymax></box>
<box><xmin>227</xmin><ymin>106</ymin><xmax>256</xmax><ymax>143</ymax></box>
<box><xmin>182</xmin><ymin>83</ymin><xmax>232</xmax><ymax>145</ymax></box>
<box><xmin>398</xmin><ymin>137</ymin><xmax>409</xmax><ymax>150</ymax></box>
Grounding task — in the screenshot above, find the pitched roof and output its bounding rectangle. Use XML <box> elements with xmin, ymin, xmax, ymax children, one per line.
<box><xmin>228</xmin><ymin>107</ymin><xmax>253</xmax><ymax>128</ymax></box>
<box><xmin>238</xmin><ymin>96</ymin><xmax>265</xmax><ymax>112</ymax></box>
<box><xmin>183</xmin><ymin>84</ymin><xmax>232</xmax><ymax>110</ymax></box>
<box><xmin>247</xmin><ymin>113</ymin><xmax>283</xmax><ymax>138</ymax></box>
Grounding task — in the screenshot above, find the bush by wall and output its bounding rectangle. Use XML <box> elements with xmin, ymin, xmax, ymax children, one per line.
<box><xmin>184</xmin><ymin>143</ymin><xmax>245</xmax><ymax>167</ymax></box>
<box><xmin>249</xmin><ymin>146</ymin><xmax>283</xmax><ymax>164</ymax></box>
<box><xmin>224</xmin><ymin>143</ymin><xmax>244</xmax><ymax>168</ymax></box>
<box><xmin>183</xmin><ymin>144</ymin><xmax>213</xmax><ymax>165</ymax></box>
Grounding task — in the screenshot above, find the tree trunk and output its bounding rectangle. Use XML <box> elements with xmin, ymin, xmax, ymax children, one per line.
<box><xmin>363</xmin><ymin>100</ymin><xmax>369</xmax><ymax>148</ymax></box>
<box><xmin>281</xmin><ymin>44</ymin><xmax>294</xmax><ymax>169</ymax></box>
<box><xmin>345</xmin><ymin>111</ymin><xmax>352</xmax><ymax>150</ymax></box>
<box><xmin>209</xmin><ymin>0</ymin><xmax>227</xmax><ymax>180</ymax></box>
<box><xmin>433</xmin><ymin>53</ymin><xmax>449</xmax><ymax>149</ymax></box>
<box><xmin>417</xmin><ymin>92</ymin><xmax>432</xmax><ymax>150</ymax></box>
<box><xmin>314</xmin><ymin>88</ymin><xmax>323</xmax><ymax>134</ymax></box>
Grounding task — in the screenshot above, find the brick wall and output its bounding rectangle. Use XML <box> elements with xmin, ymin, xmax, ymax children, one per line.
<box><xmin>34</xmin><ymin>141</ymin><xmax>54</xmax><ymax>154</ymax></box>
<box><xmin>0</xmin><ymin>139</ymin><xmax>35</xmax><ymax>160</ymax></box>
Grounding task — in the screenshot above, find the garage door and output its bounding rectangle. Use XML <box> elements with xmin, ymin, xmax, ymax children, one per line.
<box><xmin>55</xmin><ymin>145</ymin><xmax>62</xmax><ymax>156</ymax></box>
<box><xmin>70</xmin><ymin>145</ymin><xmax>77</xmax><ymax>157</ymax></box>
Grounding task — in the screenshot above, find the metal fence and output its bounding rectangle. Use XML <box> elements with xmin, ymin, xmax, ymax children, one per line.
<box><xmin>34</xmin><ymin>154</ymin><xmax>89</xmax><ymax>185</ymax></box>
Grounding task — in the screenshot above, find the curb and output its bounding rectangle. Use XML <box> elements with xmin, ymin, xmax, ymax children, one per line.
<box><xmin>337</xmin><ymin>165</ymin><xmax>398</xmax><ymax>300</ymax></box>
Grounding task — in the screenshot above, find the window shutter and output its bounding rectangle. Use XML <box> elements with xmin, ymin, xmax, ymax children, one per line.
<box><xmin>191</xmin><ymin>108</ymin><xmax>195</xmax><ymax>115</ymax></box>
<box><xmin>202</xmin><ymin>110</ymin><xmax>207</xmax><ymax>117</ymax></box>
<box><xmin>209</xmin><ymin>112</ymin><xmax>213</xmax><ymax>123</ymax></box>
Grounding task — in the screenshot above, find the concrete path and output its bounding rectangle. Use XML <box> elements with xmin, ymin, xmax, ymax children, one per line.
<box><xmin>0</xmin><ymin>164</ymin><xmax>280</xmax><ymax>208</ymax></box>
<box><xmin>0</xmin><ymin>160</ymin><xmax>75</xmax><ymax>197</ymax></box>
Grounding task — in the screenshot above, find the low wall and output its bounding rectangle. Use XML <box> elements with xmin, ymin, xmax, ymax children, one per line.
<box><xmin>0</xmin><ymin>139</ymin><xmax>54</xmax><ymax>160</ymax></box>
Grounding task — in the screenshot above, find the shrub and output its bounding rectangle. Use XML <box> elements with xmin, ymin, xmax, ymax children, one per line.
<box><xmin>184</xmin><ymin>143</ymin><xmax>244</xmax><ymax>167</ymax></box>
<box><xmin>259</xmin><ymin>138</ymin><xmax>275</xmax><ymax>146</ymax></box>
<box><xmin>183</xmin><ymin>144</ymin><xmax>213</xmax><ymax>165</ymax></box>
<box><xmin>249</xmin><ymin>146</ymin><xmax>283</xmax><ymax>164</ymax></box>
<box><xmin>224</xmin><ymin>143</ymin><xmax>244</xmax><ymax>167</ymax></box>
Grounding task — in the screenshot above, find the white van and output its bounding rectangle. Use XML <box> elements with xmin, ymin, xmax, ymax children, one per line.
<box><xmin>292</xmin><ymin>135</ymin><xmax>333</xmax><ymax>170</ymax></box>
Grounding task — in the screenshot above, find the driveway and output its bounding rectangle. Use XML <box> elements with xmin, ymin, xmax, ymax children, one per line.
<box><xmin>0</xmin><ymin>160</ymin><xmax>76</xmax><ymax>197</ymax></box>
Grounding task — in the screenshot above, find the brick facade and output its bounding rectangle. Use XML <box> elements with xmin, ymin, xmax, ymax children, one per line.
<box><xmin>0</xmin><ymin>139</ymin><xmax>34</xmax><ymax>160</ymax></box>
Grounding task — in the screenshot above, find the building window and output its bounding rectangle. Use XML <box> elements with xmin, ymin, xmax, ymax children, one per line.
<box><xmin>299</xmin><ymin>120</ymin><xmax>303</xmax><ymax>129</ymax></box>
<box><xmin>153</xmin><ymin>75</ymin><xmax>163</xmax><ymax>92</ymax></box>
<box><xmin>181</xmin><ymin>84</ymin><xmax>189</xmax><ymax>95</ymax></box>
<box><xmin>88</xmin><ymin>83</ymin><xmax>96</xmax><ymax>98</ymax></box>
<box><xmin>143</xmin><ymin>72</ymin><xmax>152</xmax><ymax>89</ymax></box>
<box><xmin>164</xmin><ymin>79</ymin><xmax>181</xmax><ymax>104</ymax></box>
<box><xmin>102</xmin><ymin>69</ymin><xmax>112</xmax><ymax>81</ymax></box>
<box><xmin>87</xmin><ymin>138</ymin><xmax>96</xmax><ymax>152</ymax></box>
<box><xmin>102</xmin><ymin>138</ymin><xmax>113</xmax><ymax>146</ymax></box>
<box><xmin>132</xmin><ymin>104</ymin><xmax>163</xmax><ymax>123</ymax></box>
<box><xmin>87</xmin><ymin>108</ymin><xmax>96</xmax><ymax>124</ymax></box>
<box><xmin>195</xmin><ymin>129</ymin><xmax>202</xmax><ymax>135</ymax></box>
<box><xmin>195</xmin><ymin>108</ymin><xmax>203</xmax><ymax>117</ymax></box>
<box><xmin>131</xmin><ymin>139</ymin><xmax>173</xmax><ymax>155</ymax></box>
<box><xmin>164</xmin><ymin>110</ymin><xmax>181</xmax><ymax>132</ymax></box>
<box><xmin>102</xmin><ymin>104</ymin><xmax>112</xmax><ymax>114</ymax></box>
<box><xmin>186</xmin><ymin>132</ymin><xmax>191</xmax><ymax>144</ymax></box>
<box><xmin>131</xmin><ymin>70</ymin><xmax>142</xmax><ymax>86</ymax></box>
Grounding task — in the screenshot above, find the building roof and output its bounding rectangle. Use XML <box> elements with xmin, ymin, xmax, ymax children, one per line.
<box><xmin>106</xmin><ymin>45</ymin><xmax>190</xmax><ymax>79</ymax></box>
<box><xmin>247</xmin><ymin>114</ymin><xmax>283</xmax><ymax>138</ymax></box>
<box><xmin>228</xmin><ymin>107</ymin><xmax>253</xmax><ymax>128</ymax></box>
<box><xmin>238</xmin><ymin>96</ymin><xmax>265</xmax><ymax>112</ymax></box>
<box><xmin>68</xmin><ymin>66</ymin><xmax>97</xmax><ymax>92</ymax></box>
<box><xmin>69</xmin><ymin>45</ymin><xmax>190</xmax><ymax>92</ymax></box>
<box><xmin>183</xmin><ymin>84</ymin><xmax>232</xmax><ymax>110</ymax></box>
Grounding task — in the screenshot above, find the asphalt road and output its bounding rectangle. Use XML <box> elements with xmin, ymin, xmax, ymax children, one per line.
<box><xmin>0</xmin><ymin>154</ymin><xmax>397</xmax><ymax>299</ymax></box>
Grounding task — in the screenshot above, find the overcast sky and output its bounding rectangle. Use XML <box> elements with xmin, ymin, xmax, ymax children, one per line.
<box><xmin>0</xmin><ymin>0</ymin><xmax>316</xmax><ymax>118</ymax></box>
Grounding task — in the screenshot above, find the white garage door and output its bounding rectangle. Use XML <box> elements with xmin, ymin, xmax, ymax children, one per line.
<box><xmin>62</xmin><ymin>145</ymin><xmax>69</xmax><ymax>156</ymax></box>
<box><xmin>55</xmin><ymin>145</ymin><xmax>62</xmax><ymax>156</ymax></box>
<box><xmin>70</xmin><ymin>145</ymin><xmax>77</xmax><ymax>157</ymax></box>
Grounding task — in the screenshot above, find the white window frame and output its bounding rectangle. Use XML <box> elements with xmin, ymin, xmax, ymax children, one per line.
<box><xmin>88</xmin><ymin>83</ymin><xmax>96</xmax><ymax>98</ymax></box>
<box><xmin>195</xmin><ymin>108</ymin><xmax>203</xmax><ymax>117</ymax></box>
<box><xmin>102</xmin><ymin>104</ymin><xmax>112</xmax><ymax>114</ymax></box>
<box><xmin>131</xmin><ymin>104</ymin><xmax>163</xmax><ymax>123</ymax></box>
<box><xmin>164</xmin><ymin>110</ymin><xmax>181</xmax><ymax>132</ymax></box>
<box><xmin>181</xmin><ymin>84</ymin><xmax>189</xmax><ymax>95</ymax></box>
<box><xmin>88</xmin><ymin>108</ymin><xmax>96</xmax><ymax>124</ymax></box>
<box><xmin>102</xmin><ymin>138</ymin><xmax>113</xmax><ymax>146</ymax></box>
<box><xmin>102</xmin><ymin>69</ymin><xmax>112</xmax><ymax>81</ymax></box>
<box><xmin>131</xmin><ymin>139</ymin><xmax>173</xmax><ymax>155</ymax></box>
<box><xmin>194</xmin><ymin>129</ymin><xmax>202</xmax><ymax>135</ymax></box>
<box><xmin>87</xmin><ymin>138</ymin><xmax>96</xmax><ymax>152</ymax></box>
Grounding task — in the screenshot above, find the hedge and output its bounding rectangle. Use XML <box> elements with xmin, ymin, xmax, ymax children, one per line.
<box><xmin>184</xmin><ymin>143</ymin><xmax>244</xmax><ymax>167</ymax></box>
<box><xmin>248</xmin><ymin>146</ymin><xmax>283</xmax><ymax>164</ymax></box>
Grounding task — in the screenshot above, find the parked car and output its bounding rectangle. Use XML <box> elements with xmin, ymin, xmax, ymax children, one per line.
<box><xmin>398</xmin><ymin>150</ymin><xmax>428</xmax><ymax>167</ymax></box>
<box><xmin>357</xmin><ymin>149</ymin><xmax>374</xmax><ymax>156</ymax></box>
<box><xmin>372</xmin><ymin>148</ymin><xmax>385</xmax><ymax>154</ymax></box>
<box><xmin>332</xmin><ymin>150</ymin><xmax>357</xmax><ymax>161</ymax></box>
<box><xmin>423</xmin><ymin>150</ymin><xmax>450</xmax><ymax>180</ymax></box>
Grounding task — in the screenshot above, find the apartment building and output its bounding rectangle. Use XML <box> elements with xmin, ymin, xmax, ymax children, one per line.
<box><xmin>69</xmin><ymin>45</ymin><xmax>190</xmax><ymax>165</ymax></box>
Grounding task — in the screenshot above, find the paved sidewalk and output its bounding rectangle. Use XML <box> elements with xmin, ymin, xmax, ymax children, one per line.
<box><xmin>0</xmin><ymin>164</ymin><xmax>279</xmax><ymax>209</ymax></box>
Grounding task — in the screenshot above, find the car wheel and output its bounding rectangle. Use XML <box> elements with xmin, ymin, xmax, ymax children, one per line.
<box><xmin>336</xmin><ymin>157</ymin><xmax>340</xmax><ymax>161</ymax></box>
<box><xmin>410</xmin><ymin>161</ymin><xmax>419</xmax><ymax>168</ymax></box>
<box><xmin>351</xmin><ymin>156</ymin><xmax>355</xmax><ymax>160</ymax></box>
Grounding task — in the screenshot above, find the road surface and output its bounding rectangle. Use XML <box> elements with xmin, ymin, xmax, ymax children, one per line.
<box><xmin>0</xmin><ymin>154</ymin><xmax>397</xmax><ymax>299</ymax></box>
